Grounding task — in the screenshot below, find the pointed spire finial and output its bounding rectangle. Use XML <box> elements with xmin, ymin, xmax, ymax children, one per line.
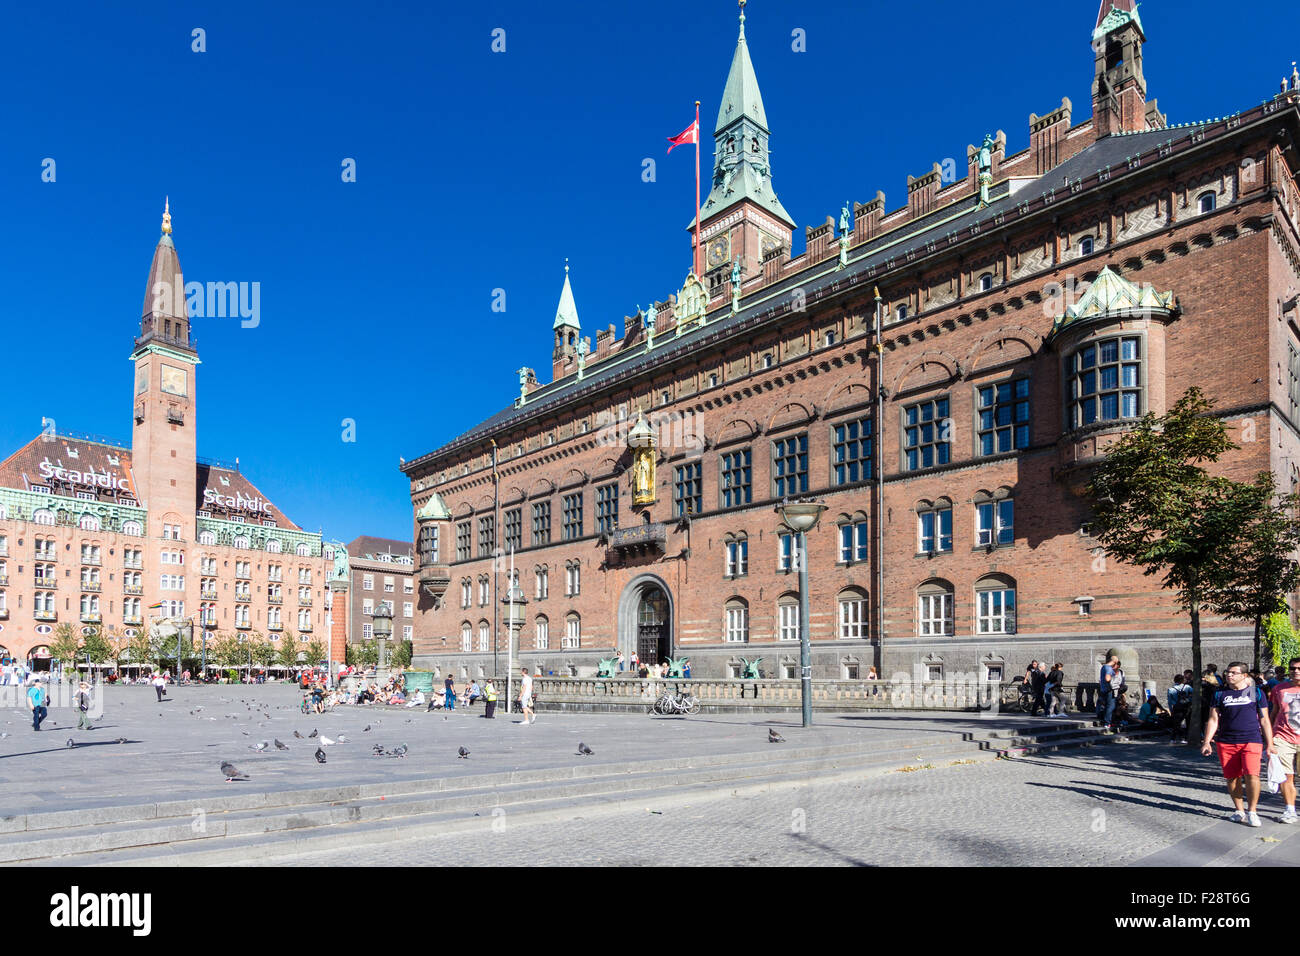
<box><xmin>565</xmin><ymin>256</ymin><xmax>569</xmax><ymax>275</ymax></box>
<box><xmin>738</xmin><ymin>0</ymin><xmax>746</xmax><ymax>39</ymax></box>
<box><xmin>161</xmin><ymin>196</ymin><xmax>172</xmax><ymax>236</ymax></box>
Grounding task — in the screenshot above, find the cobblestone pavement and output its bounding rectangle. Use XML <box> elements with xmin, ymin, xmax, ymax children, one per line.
<box><xmin>247</xmin><ymin>742</ymin><xmax>1300</xmax><ymax>867</ymax></box>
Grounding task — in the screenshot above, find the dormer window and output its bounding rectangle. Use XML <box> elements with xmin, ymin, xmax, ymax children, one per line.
<box><xmin>978</xmin><ymin>273</ymin><xmax>993</xmax><ymax>293</ymax></box>
<box><xmin>1079</xmin><ymin>236</ymin><xmax>1095</xmax><ymax>257</ymax></box>
<box><xmin>1198</xmin><ymin>191</ymin><xmax>1216</xmax><ymax>215</ymax></box>
<box><xmin>895</xmin><ymin>304</ymin><xmax>908</xmax><ymax>321</ymax></box>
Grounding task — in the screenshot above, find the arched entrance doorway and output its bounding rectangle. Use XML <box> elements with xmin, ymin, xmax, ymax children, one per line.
<box><xmin>617</xmin><ymin>575</ymin><xmax>674</xmax><ymax>666</ymax></box>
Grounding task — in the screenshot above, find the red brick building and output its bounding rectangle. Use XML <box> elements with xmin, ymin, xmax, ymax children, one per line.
<box><xmin>0</xmin><ymin>206</ymin><xmax>337</xmax><ymax>667</ymax></box>
<box><xmin>402</xmin><ymin>3</ymin><xmax>1300</xmax><ymax>683</ymax></box>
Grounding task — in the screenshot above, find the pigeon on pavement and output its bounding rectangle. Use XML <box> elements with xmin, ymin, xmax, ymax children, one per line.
<box><xmin>250</xmin><ymin>742</ymin><xmax>268</xmax><ymax>752</ymax></box>
<box><xmin>115</xmin><ymin>737</ymin><xmax>128</xmax><ymax>744</ymax></box>
<box><xmin>457</xmin><ymin>747</ymin><xmax>470</xmax><ymax>759</ymax></box>
<box><xmin>372</xmin><ymin>744</ymin><xmax>385</xmax><ymax>756</ymax></box>
<box><xmin>308</xmin><ymin>729</ymin><xmax>318</xmax><ymax>738</ymax></box>
<box><xmin>320</xmin><ymin>736</ymin><xmax>336</xmax><ymax>746</ymax></box>
<box><xmin>578</xmin><ymin>743</ymin><xmax>594</xmax><ymax>756</ymax></box>
<box><xmin>390</xmin><ymin>743</ymin><xmax>408</xmax><ymax>758</ymax></box>
<box><xmin>293</xmin><ymin>731</ymin><xmax>303</xmax><ymax>739</ymax></box>
<box><xmin>315</xmin><ymin>747</ymin><xmax>327</xmax><ymax>764</ymax></box>
<box><xmin>65</xmin><ymin>738</ymin><xmax>75</xmax><ymax>749</ymax></box>
<box><xmin>768</xmin><ymin>729</ymin><xmax>785</xmax><ymax>743</ymax></box>
<box><xmin>221</xmin><ymin>761</ymin><xmax>248</xmax><ymax>782</ymax></box>
<box><xmin>362</xmin><ymin>725</ymin><xmax>371</xmax><ymax>733</ymax></box>
<box><xmin>274</xmin><ymin>739</ymin><xmax>290</xmax><ymax>751</ymax></box>
<box><xmin>336</xmin><ymin>735</ymin><xmax>348</xmax><ymax>743</ymax></box>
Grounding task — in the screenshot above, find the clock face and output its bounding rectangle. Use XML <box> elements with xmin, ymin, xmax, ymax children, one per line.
<box><xmin>707</xmin><ymin>236</ymin><xmax>730</xmax><ymax>269</ymax></box>
<box><xmin>759</xmin><ymin>231</ymin><xmax>782</xmax><ymax>258</ymax></box>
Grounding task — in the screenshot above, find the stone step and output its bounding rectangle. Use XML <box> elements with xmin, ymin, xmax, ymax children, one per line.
<box><xmin>58</xmin><ymin>745</ymin><xmax>1004</xmax><ymax>867</ymax></box>
<box><xmin>994</xmin><ymin>727</ymin><xmax>1167</xmax><ymax>758</ymax></box>
<box><xmin>2</xmin><ymin>738</ymin><xmax>987</xmax><ymax>864</ymax></box>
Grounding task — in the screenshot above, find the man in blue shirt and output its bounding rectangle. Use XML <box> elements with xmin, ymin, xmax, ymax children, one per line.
<box><xmin>27</xmin><ymin>679</ymin><xmax>48</xmax><ymax>732</ymax></box>
<box><xmin>1202</xmin><ymin>662</ymin><xmax>1275</xmax><ymax>828</ymax></box>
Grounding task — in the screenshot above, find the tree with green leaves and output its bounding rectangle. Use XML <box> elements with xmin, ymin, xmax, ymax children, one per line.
<box><xmin>1265</xmin><ymin>610</ymin><xmax>1300</xmax><ymax>670</ymax></box>
<box><xmin>251</xmin><ymin>635</ymin><xmax>277</xmax><ymax>668</ymax></box>
<box><xmin>1204</xmin><ymin>472</ymin><xmax>1300</xmax><ymax>671</ymax></box>
<box><xmin>391</xmin><ymin>639</ymin><xmax>413</xmax><ymax>669</ymax></box>
<box><xmin>211</xmin><ymin>633</ymin><xmax>243</xmax><ymax>668</ymax></box>
<box><xmin>305</xmin><ymin>640</ymin><xmax>327</xmax><ymax>668</ymax></box>
<box><xmin>80</xmin><ymin>627</ymin><xmax>115</xmax><ymax>666</ymax></box>
<box><xmin>358</xmin><ymin>640</ymin><xmax>379</xmax><ymax>668</ymax></box>
<box><xmin>49</xmin><ymin>623</ymin><xmax>81</xmax><ymax>672</ymax></box>
<box><xmin>277</xmin><ymin>632</ymin><xmax>300</xmax><ymax>669</ymax></box>
<box><xmin>1087</xmin><ymin>387</ymin><xmax>1251</xmax><ymax>746</ymax></box>
<box><xmin>125</xmin><ymin>629</ymin><xmax>153</xmax><ymax>671</ymax></box>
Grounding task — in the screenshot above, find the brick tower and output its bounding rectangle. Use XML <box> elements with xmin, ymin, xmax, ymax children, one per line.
<box><xmin>129</xmin><ymin>200</ymin><xmax>199</xmax><ymax>541</ymax></box>
<box><xmin>695</xmin><ymin>0</ymin><xmax>795</xmax><ymax>288</ymax></box>
<box><xmin>1091</xmin><ymin>0</ymin><xmax>1165</xmax><ymax>136</ymax></box>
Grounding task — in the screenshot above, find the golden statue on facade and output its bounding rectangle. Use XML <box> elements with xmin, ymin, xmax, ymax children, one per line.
<box><xmin>627</xmin><ymin>410</ymin><xmax>656</xmax><ymax>505</ymax></box>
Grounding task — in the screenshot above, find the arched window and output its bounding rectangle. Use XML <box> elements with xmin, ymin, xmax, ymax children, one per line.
<box><xmin>837</xmin><ymin>512</ymin><xmax>869</xmax><ymax>564</ymax></box>
<box><xmin>838</xmin><ymin>587</ymin><xmax>868</xmax><ymax>640</ymax></box>
<box><xmin>296</xmin><ymin>543</ymin><xmax>310</xmax><ymax>557</ymax></box>
<box><xmin>234</xmin><ymin>536</ymin><xmax>249</xmax><ymax>550</ymax></box>
<box><xmin>267</xmin><ymin>539</ymin><xmax>282</xmax><ymax>554</ymax></box>
<box><xmin>725</xmin><ymin>597</ymin><xmax>749</xmax><ymax>643</ymax></box>
<box><xmin>198</xmin><ymin>530</ymin><xmax>216</xmax><ymax>545</ymax></box>
<box><xmin>0</xmin><ymin>504</ymin><xmax>7</xmax><ymax>520</ymax></box>
<box><xmin>975</xmin><ymin>574</ymin><xmax>1017</xmax><ymax>634</ymax></box>
<box><xmin>777</xmin><ymin>593</ymin><xmax>800</xmax><ymax>642</ymax></box>
<box><xmin>33</xmin><ymin>509</ymin><xmax>54</xmax><ymax>526</ymax></box>
<box><xmin>461</xmin><ymin>622</ymin><xmax>472</xmax><ymax>652</ymax></box>
<box><xmin>78</xmin><ymin>514</ymin><xmax>100</xmax><ymax>531</ymax></box>
<box><xmin>477</xmin><ymin>621</ymin><xmax>490</xmax><ymax>652</ymax></box>
<box><xmin>535</xmin><ymin>615</ymin><xmax>549</xmax><ymax>650</ymax></box>
<box><xmin>751</xmin><ymin>136</ymin><xmax>759</xmax><ymax>153</ymax></box>
<box><xmin>978</xmin><ymin>273</ymin><xmax>993</xmax><ymax>293</ymax></box>
<box><xmin>1198</xmin><ymin>191</ymin><xmax>1216</xmax><ymax>214</ymax></box>
<box><xmin>916</xmin><ymin>498</ymin><xmax>953</xmax><ymax>554</ymax></box>
<box><xmin>762</xmin><ymin>353</ymin><xmax>774</xmax><ymax>369</ymax></box>
<box><xmin>122</xmin><ymin>520</ymin><xmax>142</xmax><ymax>537</ymax></box>
<box><xmin>724</xmin><ymin>533</ymin><xmax>748</xmax><ymax>577</ymax></box>
<box><xmin>917</xmin><ymin>579</ymin><xmax>954</xmax><ymax>637</ymax></box>
<box><xmin>895</xmin><ymin>304</ymin><xmax>908</xmax><ymax>321</ymax></box>
<box><xmin>1079</xmin><ymin>236</ymin><xmax>1095</xmax><ymax>257</ymax></box>
<box><xmin>564</xmin><ymin>612</ymin><xmax>581</xmax><ymax>648</ymax></box>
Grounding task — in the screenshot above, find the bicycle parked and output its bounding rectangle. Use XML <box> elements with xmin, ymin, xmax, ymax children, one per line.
<box><xmin>649</xmin><ymin>692</ymin><xmax>701</xmax><ymax>716</ymax></box>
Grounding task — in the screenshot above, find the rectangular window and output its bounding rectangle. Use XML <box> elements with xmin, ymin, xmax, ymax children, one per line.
<box><xmin>726</xmin><ymin>605</ymin><xmax>749</xmax><ymax>643</ymax></box>
<box><xmin>478</xmin><ymin>578</ymin><xmax>489</xmax><ymax>605</ymax></box>
<box><xmin>839</xmin><ymin>520</ymin><xmax>869</xmax><ymax>563</ymax></box>
<box><xmin>564</xmin><ymin>617</ymin><xmax>580</xmax><ymax>649</ymax></box>
<box><xmin>362</xmin><ymin>574</ymin><xmax>373</xmax><ymax>590</ymax></box>
<box><xmin>833</xmin><ymin>417</ymin><xmax>873</xmax><ymax>484</ymax></box>
<box><xmin>531</xmin><ymin>502</ymin><xmax>551</xmax><ymax>546</ymax></box>
<box><xmin>1071</xmin><ymin>336</ymin><xmax>1141</xmax><ymax>427</ymax></box>
<box><xmin>919</xmin><ymin>508</ymin><xmax>953</xmax><ymax>554</ymax></box>
<box><xmin>403</xmin><ymin>602</ymin><xmax>413</xmax><ymax>618</ymax></box>
<box><xmin>403</xmin><ymin>625</ymin><xmax>413</xmax><ymax>640</ymax></box>
<box><xmin>477</xmin><ymin>516</ymin><xmax>495</xmax><ymax>558</ymax></box>
<box><xmin>772</xmin><ymin>434</ymin><xmax>809</xmax><ymax>497</ymax></box>
<box><xmin>673</xmin><ymin>463</ymin><xmax>703</xmax><ymax>517</ymax></box>
<box><xmin>461</xmin><ymin>580</ymin><xmax>472</xmax><ymax>608</ymax></box>
<box><xmin>977</xmin><ymin>588</ymin><xmax>1016</xmax><ymax>634</ymax></box>
<box><xmin>977</xmin><ymin>379</ymin><xmax>1031</xmax><ymax>455</ymax></box>
<box><xmin>456</xmin><ymin>522</ymin><xmax>471</xmax><ymax>561</ymax></box>
<box><xmin>504</xmin><ymin>508</ymin><xmax>523</xmax><ymax>553</ymax></box>
<box><xmin>778</xmin><ymin>603</ymin><xmax>800</xmax><ymax>641</ymax></box>
<box><xmin>919</xmin><ymin>592</ymin><xmax>953</xmax><ymax>636</ymax></box>
<box><xmin>383</xmin><ymin>575</ymin><xmax>394</xmax><ymax>592</ymax></box>
<box><xmin>720</xmin><ymin>449</ymin><xmax>752</xmax><ymax>507</ymax></box>
<box><xmin>566</xmin><ymin>564</ymin><xmax>580</xmax><ymax>597</ymax></box>
<box><xmin>595</xmin><ymin>484</ymin><xmax>619</xmax><ymax>534</ymax></box>
<box><xmin>536</xmin><ymin>618</ymin><xmax>549</xmax><ymax>650</ymax></box>
<box><xmin>362</xmin><ymin>598</ymin><xmax>373</xmax><ymax>614</ymax></box>
<box><xmin>904</xmin><ymin>398</ymin><xmax>951</xmax><ymax>471</ymax></box>
<box><xmin>976</xmin><ymin>499</ymin><xmax>1015</xmax><ymax>547</ymax></box>
<box><xmin>562</xmin><ymin>494</ymin><xmax>583</xmax><ymax>540</ymax></box>
<box><xmin>725</xmin><ymin>538</ymin><xmax>748</xmax><ymax>577</ymax></box>
<box><xmin>535</xmin><ymin>568</ymin><xmax>548</xmax><ymax>599</ymax></box>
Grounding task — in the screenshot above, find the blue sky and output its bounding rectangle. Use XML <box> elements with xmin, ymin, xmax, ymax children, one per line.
<box><xmin>1</xmin><ymin>0</ymin><xmax>1296</xmax><ymax>545</ymax></box>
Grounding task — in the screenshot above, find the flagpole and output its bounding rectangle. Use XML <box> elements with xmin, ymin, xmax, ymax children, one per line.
<box><xmin>694</xmin><ymin>100</ymin><xmax>702</xmax><ymax>277</ymax></box>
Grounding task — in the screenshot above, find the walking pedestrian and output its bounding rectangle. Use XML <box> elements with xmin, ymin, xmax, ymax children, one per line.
<box><xmin>76</xmin><ymin>681</ymin><xmax>94</xmax><ymax>731</ymax></box>
<box><xmin>27</xmin><ymin>679</ymin><xmax>48</xmax><ymax>732</ymax></box>
<box><xmin>152</xmin><ymin>670</ymin><xmax>167</xmax><ymax>702</ymax></box>
<box><xmin>1202</xmin><ymin>661</ymin><xmax>1275</xmax><ymax>827</ymax></box>
<box><xmin>444</xmin><ymin>674</ymin><xmax>456</xmax><ymax>711</ymax></box>
<box><xmin>1167</xmin><ymin>673</ymin><xmax>1192</xmax><ymax>741</ymax></box>
<box><xmin>1031</xmin><ymin>661</ymin><xmax>1048</xmax><ymax>716</ymax></box>
<box><xmin>1096</xmin><ymin>653</ymin><xmax>1119</xmax><ymax>727</ymax></box>
<box><xmin>519</xmin><ymin>666</ymin><xmax>535</xmax><ymax>725</ymax></box>
<box><xmin>1267</xmin><ymin>656</ymin><xmax>1300</xmax><ymax>824</ymax></box>
<box><xmin>1045</xmin><ymin>662</ymin><xmax>1066</xmax><ymax>716</ymax></box>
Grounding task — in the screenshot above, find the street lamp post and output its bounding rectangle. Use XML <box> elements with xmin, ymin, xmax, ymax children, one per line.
<box><xmin>778</xmin><ymin>500</ymin><xmax>827</xmax><ymax>728</ymax></box>
<box><xmin>371</xmin><ymin>603</ymin><xmax>393</xmax><ymax>678</ymax></box>
<box><xmin>501</xmin><ymin>547</ymin><xmax>528</xmax><ymax>715</ymax></box>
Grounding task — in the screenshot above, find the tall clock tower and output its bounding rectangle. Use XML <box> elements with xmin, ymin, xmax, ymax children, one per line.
<box><xmin>129</xmin><ymin>200</ymin><xmax>199</xmax><ymax>539</ymax></box>
<box><xmin>695</xmin><ymin>1</ymin><xmax>795</xmax><ymax>287</ymax></box>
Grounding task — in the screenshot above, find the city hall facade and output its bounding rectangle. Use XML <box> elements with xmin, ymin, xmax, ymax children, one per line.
<box><xmin>0</xmin><ymin>206</ymin><xmax>338</xmax><ymax>667</ymax></box>
<box><xmin>403</xmin><ymin>2</ymin><xmax>1300</xmax><ymax>682</ymax></box>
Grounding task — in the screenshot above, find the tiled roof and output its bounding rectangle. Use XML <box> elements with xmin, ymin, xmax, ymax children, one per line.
<box><xmin>347</xmin><ymin>535</ymin><xmax>414</xmax><ymax>560</ymax></box>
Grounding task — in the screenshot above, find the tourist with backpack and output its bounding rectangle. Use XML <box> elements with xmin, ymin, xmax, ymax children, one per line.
<box><xmin>1202</xmin><ymin>661</ymin><xmax>1275</xmax><ymax>827</ymax></box>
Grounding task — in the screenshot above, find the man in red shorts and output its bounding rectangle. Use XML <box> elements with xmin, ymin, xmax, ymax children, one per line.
<box><xmin>1202</xmin><ymin>661</ymin><xmax>1275</xmax><ymax>827</ymax></box>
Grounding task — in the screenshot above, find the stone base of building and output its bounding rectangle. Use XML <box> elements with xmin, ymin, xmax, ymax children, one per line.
<box><xmin>415</xmin><ymin>627</ymin><xmax>1263</xmax><ymax>685</ymax></box>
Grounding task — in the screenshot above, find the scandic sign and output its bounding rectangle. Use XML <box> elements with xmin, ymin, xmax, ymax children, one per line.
<box><xmin>202</xmin><ymin>488</ymin><xmax>273</xmax><ymax>515</ymax></box>
<box><xmin>38</xmin><ymin>459</ymin><xmax>131</xmax><ymax>492</ymax></box>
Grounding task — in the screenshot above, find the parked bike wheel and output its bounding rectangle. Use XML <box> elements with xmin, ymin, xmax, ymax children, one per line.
<box><xmin>684</xmin><ymin>697</ymin><xmax>701</xmax><ymax>715</ymax></box>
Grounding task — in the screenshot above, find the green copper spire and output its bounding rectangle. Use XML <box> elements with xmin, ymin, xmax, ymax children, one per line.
<box><xmin>698</xmin><ymin>1</ymin><xmax>794</xmax><ymax>229</ymax></box>
<box><xmin>552</xmin><ymin>259</ymin><xmax>581</xmax><ymax>331</ymax></box>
